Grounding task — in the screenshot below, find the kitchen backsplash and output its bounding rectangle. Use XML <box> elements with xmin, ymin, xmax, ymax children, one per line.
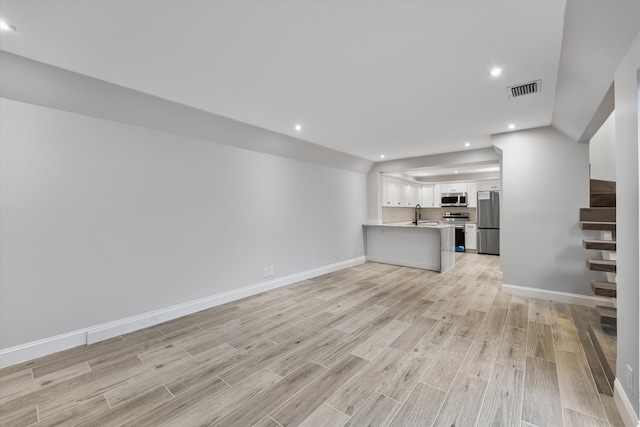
<box><xmin>382</xmin><ymin>207</ymin><xmax>477</xmax><ymax>223</ymax></box>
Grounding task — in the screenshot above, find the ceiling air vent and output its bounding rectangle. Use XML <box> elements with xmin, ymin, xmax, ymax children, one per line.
<box><xmin>507</xmin><ymin>79</ymin><xmax>541</xmax><ymax>98</ymax></box>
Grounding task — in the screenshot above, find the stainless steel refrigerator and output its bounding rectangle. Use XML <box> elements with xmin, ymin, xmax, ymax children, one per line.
<box><xmin>477</xmin><ymin>191</ymin><xmax>500</xmax><ymax>255</ymax></box>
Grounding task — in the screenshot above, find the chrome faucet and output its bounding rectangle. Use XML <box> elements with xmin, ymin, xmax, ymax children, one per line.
<box><xmin>413</xmin><ymin>204</ymin><xmax>422</xmax><ymax>225</ymax></box>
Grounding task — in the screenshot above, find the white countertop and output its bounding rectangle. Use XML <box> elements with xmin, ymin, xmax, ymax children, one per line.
<box><xmin>363</xmin><ymin>222</ymin><xmax>453</xmax><ymax>229</ymax></box>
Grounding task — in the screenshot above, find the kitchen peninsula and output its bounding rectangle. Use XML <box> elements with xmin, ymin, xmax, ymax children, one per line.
<box><xmin>362</xmin><ymin>222</ymin><xmax>455</xmax><ymax>272</ymax></box>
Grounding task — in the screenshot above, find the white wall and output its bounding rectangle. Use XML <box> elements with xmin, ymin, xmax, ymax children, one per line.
<box><xmin>492</xmin><ymin>126</ymin><xmax>592</xmax><ymax>295</ymax></box>
<box><xmin>613</xmin><ymin>32</ymin><xmax>639</xmax><ymax>418</ymax></box>
<box><xmin>589</xmin><ymin>111</ymin><xmax>616</xmax><ymax>181</ymax></box>
<box><xmin>0</xmin><ymin>51</ymin><xmax>373</xmax><ymax>175</ymax></box>
<box><xmin>0</xmin><ymin>98</ymin><xmax>368</xmax><ymax>351</ymax></box>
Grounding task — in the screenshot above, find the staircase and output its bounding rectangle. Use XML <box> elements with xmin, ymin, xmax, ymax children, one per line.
<box><xmin>580</xmin><ymin>180</ymin><xmax>617</xmax><ymax>302</ymax></box>
<box><xmin>581</xmin><ymin>179</ymin><xmax>617</xmax><ymax>390</ymax></box>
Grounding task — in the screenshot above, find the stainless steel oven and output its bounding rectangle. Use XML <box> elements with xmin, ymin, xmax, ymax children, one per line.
<box><xmin>442</xmin><ymin>212</ymin><xmax>469</xmax><ymax>252</ymax></box>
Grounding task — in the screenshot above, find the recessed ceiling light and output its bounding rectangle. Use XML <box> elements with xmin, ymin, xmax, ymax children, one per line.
<box><xmin>380</xmin><ymin>154</ymin><xmax>385</xmax><ymax>159</ymax></box>
<box><xmin>508</xmin><ymin>123</ymin><xmax>516</xmax><ymax>130</ymax></box>
<box><xmin>454</xmin><ymin>170</ymin><xmax>458</xmax><ymax>174</ymax></box>
<box><xmin>294</xmin><ymin>124</ymin><xmax>302</xmax><ymax>131</ymax></box>
<box><xmin>490</xmin><ymin>67</ymin><xmax>502</xmax><ymax>77</ymax></box>
<box><xmin>464</xmin><ymin>142</ymin><xmax>470</xmax><ymax>147</ymax></box>
<box><xmin>0</xmin><ymin>20</ymin><xmax>16</xmax><ymax>32</ymax></box>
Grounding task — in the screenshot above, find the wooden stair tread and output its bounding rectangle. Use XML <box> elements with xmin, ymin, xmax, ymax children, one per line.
<box><xmin>583</xmin><ymin>239</ymin><xmax>617</xmax><ymax>251</ymax></box>
<box><xmin>580</xmin><ymin>207</ymin><xmax>616</xmax><ymax>222</ymax></box>
<box><xmin>581</xmin><ymin>221</ymin><xmax>616</xmax><ymax>231</ymax></box>
<box><xmin>591</xmin><ymin>280</ymin><xmax>617</xmax><ymax>297</ymax></box>
<box><xmin>588</xmin><ymin>321</ymin><xmax>616</xmax><ymax>390</ymax></box>
<box><xmin>590</xmin><ymin>179</ymin><xmax>616</xmax><ymax>194</ymax></box>
<box><xmin>587</xmin><ymin>259</ymin><xmax>616</xmax><ymax>265</ymax></box>
<box><xmin>596</xmin><ymin>305</ymin><xmax>617</xmax><ymax>317</ymax></box>
<box><xmin>590</xmin><ymin>193</ymin><xmax>616</xmax><ymax>208</ymax></box>
<box><xmin>596</xmin><ymin>305</ymin><xmax>617</xmax><ymax>329</ymax></box>
<box><xmin>587</xmin><ymin>259</ymin><xmax>617</xmax><ymax>272</ymax></box>
<box><xmin>589</xmin><ymin>180</ymin><xmax>616</xmax><ymax>207</ymax></box>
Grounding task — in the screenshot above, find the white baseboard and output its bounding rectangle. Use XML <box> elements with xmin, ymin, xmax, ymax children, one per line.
<box><xmin>0</xmin><ymin>256</ymin><xmax>366</xmax><ymax>369</ymax></box>
<box><xmin>614</xmin><ymin>379</ymin><xmax>640</xmax><ymax>427</ymax></box>
<box><xmin>0</xmin><ymin>331</ymin><xmax>88</xmax><ymax>370</ymax></box>
<box><xmin>501</xmin><ymin>283</ymin><xmax>615</xmax><ymax>307</ymax></box>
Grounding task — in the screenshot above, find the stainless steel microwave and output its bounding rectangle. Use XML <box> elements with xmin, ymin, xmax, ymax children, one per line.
<box><xmin>441</xmin><ymin>193</ymin><xmax>468</xmax><ymax>207</ymax></box>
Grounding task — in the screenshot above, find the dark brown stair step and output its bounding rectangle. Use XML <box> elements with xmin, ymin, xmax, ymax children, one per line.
<box><xmin>596</xmin><ymin>305</ymin><xmax>617</xmax><ymax>328</ymax></box>
<box><xmin>581</xmin><ymin>221</ymin><xmax>616</xmax><ymax>232</ymax></box>
<box><xmin>590</xmin><ymin>179</ymin><xmax>616</xmax><ymax>194</ymax></box>
<box><xmin>583</xmin><ymin>239</ymin><xmax>617</xmax><ymax>251</ymax></box>
<box><xmin>587</xmin><ymin>259</ymin><xmax>617</xmax><ymax>273</ymax></box>
<box><xmin>590</xmin><ymin>193</ymin><xmax>616</xmax><ymax>207</ymax></box>
<box><xmin>580</xmin><ymin>208</ymin><xmax>616</xmax><ymax>222</ymax></box>
<box><xmin>591</xmin><ymin>281</ymin><xmax>617</xmax><ymax>297</ymax></box>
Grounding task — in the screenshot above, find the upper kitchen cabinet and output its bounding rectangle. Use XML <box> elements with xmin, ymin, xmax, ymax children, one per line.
<box><xmin>382</xmin><ymin>177</ymin><xmax>401</xmax><ymax>206</ymax></box>
<box><xmin>441</xmin><ymin>182</ymin><xmax>467</xmax><ymax>193</ymax></box>
<box><xmin>382</xmin><ymin>176</ymin><xmax>496</xmax><ymax>208</ymax></box>
<box><xmin>400</xmin><ymin>181</ymin><xmax>421</xmax><ymax>207</ymax></box>
<box><xmin>467</xmin><ymin>182</ymin><xmax>477</xmax><ymax>207</ymax></box>
<box><xmin>422</xmin><ymin>184</ymin><xmax>435</xmax><ymax>207</ymax></box>
<box><xmin>433</xmin><ymin>184</ymin><xmax>442</xmax><ymax>207</ymax></box>
<box><xmin>382</xmin><ymin>176</ymin><xmax>421</xmax><ymax>207</ymax></box>
<box><xmin>476</xmin><ymin>180</ymin><xmax>501</xmax><ymax>191</ymax></box>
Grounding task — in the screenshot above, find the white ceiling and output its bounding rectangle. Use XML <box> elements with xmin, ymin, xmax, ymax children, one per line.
<box><xmin>404</xmin><ymin>163</ymin><xmax>500</xmax><ymax>178</ymax></box>
<box><xmin>0</xmin><ymin>1</ymin><xmax>636</xmax><ymax>162</ymax></box>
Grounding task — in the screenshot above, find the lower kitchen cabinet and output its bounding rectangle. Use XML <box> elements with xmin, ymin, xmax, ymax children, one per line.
<box><xmin>464</xmin><ymin>223</ymin><xmax>477</xmax><ymax>250</ymax></box>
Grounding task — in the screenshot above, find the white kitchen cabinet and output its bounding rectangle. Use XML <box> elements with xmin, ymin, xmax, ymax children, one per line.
<box><xmin>421</xmin><ymin>184</ymin><xmax>434</xmax><ymax>207</ymax></box>
<box><xmin>465</xmin><ymin>223</ymin><xmax>477</xmax><ymax>250</ymax></box>
<box><xmin>476</xmin><ymin>180</ymin><xmax>501</xmax><ymax>191</ymax></box>
<box><xmin>382</xmin><ymin>177</ymin><xmax>421</xmax><ymax>207</ymax></box>
<box><xmin>400</xmin><ymin>182</ymin><xmax>412</xmax><ymax>207</ymax></box>
<box><xmin>433</xmin><ymin>184</ymin><xmax>442</xmax><ymax>207</ymax></box>
<box><xmin>413</xmin><ymin>183</ymin><xmax>421</xmax><ymax>206</ymax></box>
<box><xmin>382</xmin><ymin>177</ymin><xmax>400</xmax><ymax>206</ymax></box>
<box><xmin>384</xmin><ymin>177</ymin><xmax>490</xmax><ymax>208</ymax></box>
<box><xmin>398</xmin><ymin>182</ymin><xmax>407</xmax><ymax>207</ymax></box>
<box><xmin>413</xmin><ymin>183</ymin><xmax>422</xmax><ymax>206</ymax></box>
<box><xmin>467</xmin><ymin>183</ymin><xmax>477</xmax><ymax>207</ymax></box>
<box><xmin>442</xmin><ymin>182</ymin><xmax>467</xmax><ymax>193</ymax></box>
<box><xmin>400</xmin><ymin>183</ymin><xmax>408</xmax><ymax>206</ymax></box>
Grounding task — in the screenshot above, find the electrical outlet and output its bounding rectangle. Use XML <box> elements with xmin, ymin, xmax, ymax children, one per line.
<box><xmin>627</xmin><ymin>365</ymin><xmax>634</xmax><ymax>394</ymax></box>
<box><xmin>263</xmin><ymin>267</ymin><xmax>269</xmax><ymax>278</ymax></box>
<box><xmin>269</xmin><ymin>266</ymin><xmax>274</xmax><ymax>276</ymax></box>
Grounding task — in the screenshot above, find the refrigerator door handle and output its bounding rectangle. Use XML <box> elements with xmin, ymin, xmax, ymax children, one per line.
<box><xmin>492</xmin><ymin>192</ymin><xmax>500</xmax><ymax>228</ymax></box>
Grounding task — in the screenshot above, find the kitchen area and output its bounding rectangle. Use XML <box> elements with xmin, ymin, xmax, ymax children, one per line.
<box><xmin>364</xmin><ymin>163</ymin><xmax>501</xmax><ymax>272</ymax></box>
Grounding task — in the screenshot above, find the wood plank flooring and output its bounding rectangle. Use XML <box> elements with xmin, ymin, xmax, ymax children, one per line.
<box><xmin>0</xmin><ymin>254</ymin><xmax>623</xmax><ymax>426</ymax></box>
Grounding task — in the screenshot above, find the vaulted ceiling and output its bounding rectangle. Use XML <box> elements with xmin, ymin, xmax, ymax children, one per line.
<box><xmin>1</xmin><ymin>1</ymin><xmax>638</xmax><ymax>161</ymax></box>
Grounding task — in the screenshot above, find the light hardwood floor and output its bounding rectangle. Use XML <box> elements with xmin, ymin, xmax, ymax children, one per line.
<box><xmin>0</xmin><ymin>254</ymin><xmax>624</xmax><ymax>426</ymax></box>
